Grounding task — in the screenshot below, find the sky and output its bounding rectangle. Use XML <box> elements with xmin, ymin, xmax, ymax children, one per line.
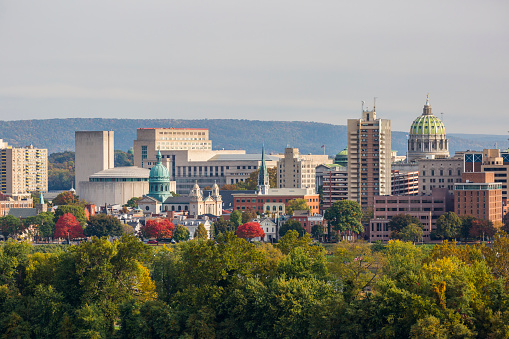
<box><xmin>0</xmin><ymin>0</ymin><xmax>508</xmax><ymax>134</ymax></box>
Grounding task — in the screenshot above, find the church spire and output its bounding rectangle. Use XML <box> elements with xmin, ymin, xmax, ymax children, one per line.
<box><xmin>257</xmin><ymin>143</ymin><xmax>270</xmax><ymax>195</ymax></box>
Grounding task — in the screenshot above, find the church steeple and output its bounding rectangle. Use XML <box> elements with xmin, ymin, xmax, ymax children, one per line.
<box><xmin>257</xmin><ymin>143</ymin><xmax>270</xmax><ymax>195</ymax></box>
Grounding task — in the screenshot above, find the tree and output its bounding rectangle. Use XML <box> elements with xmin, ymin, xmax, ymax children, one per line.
<box><xmin>230</xmin><ymin>210</ymin><xmax>242</xmax><ymax>228</ymax></box>
<box><xmin>279</xmin><ymin>219</ymin><xmax>306</xmax><ymax>237</ymax></box>
<box><xmin>54</xmin><ymin>205</ymin><xmax>87</xmax><ymax>226</ymax></box>
<box><xmin>84</xmin><ymin>214</ymin><xmax>123</xmax><ymax>238</ymax></box>
<box><xmin>141</xmin><ymin>218</ymin><xmax>174</xmax><ymax>239</ymax></box>
<box><xmin>213</xmin><ymin>217</ymin><xmax>234</xmax><ymax>237</ymax></box>
<box><xmin>435</xmin><ymin>212</ymin><xmax>462</xmax><ymax>239</ymax></box>
<box><xmin>286</xmin><ymin>198</ymin><xmax>310</xmax><ymax>216</ymax></box>
<box><xmin>236</xmin><ymin>222</ymin><xmax>265</xmax><ymax>241</ymax></box>
<box><xmin>52</xmin><ymin>191</ymin><xmax>79</xmax><ymax>206</ymax></box>
<box><xmin>54</xmin><ymin>213</ymin><xmax>84</xmax><ymax>240</ymax></box>
<box><xmin>393</xmin><ymin>223</ymin><xmax>423</xmax><ymax>243</ymax></box>
<box><xmin>241</xmin><ymin>209</ymin><xmax>257</xmax><ymax>224</ymax></box>
<box><xmin>311</xmin><ymin>224</ymin><xmax>324</xmax><ymax>240</ymax></box>
<box><xmin>25</xmin><ymin>212</ymin><xmax>55</xmax><ymax>239</ymax></box>
<box><xmin>502</xmin><ymin>211</ymin><xmax>509</xmax><ymax>233</ymax></box>
<box><xmin>173</xmin><ymin>225</ymin><xmax>190</xmax><ymax>242</ymax></box>
<box><xmin>388</xmin><ymin>214</ymin><xmax>421</xmax><ymax>238</ymax></box>
<box><xmin>237</xmin><ymin>167</ymin><xmax>277</xmax><ymax>190</ymax></box>
<box><xmin>0</xmin><ymin>215</ymin><xmax>23</xmax><ymax>238</ymax></box>
<box><xmin>460</xmin><ymin>215</ymin><xmax>476</xmax><ymax>240</ymax></box>
<box><xmin>469</xmin><ymin>218</ymin><xmax>496</xmax><ymax>240</ymax></box>
<box><xmin>194</xmin><ymin>223</ymin><xmax>208</xmax><ymax>239</ymax></box>
<box><xmin>221</xmin><ymin>184</ymin><xmax>240</xmax><ymax>190</ymax></box>
<box><xmin>125</xmin><ymin>197</ymin><xmax>141</xmax><ymax>208</ymax></box>
<box><xmin>114</xmin><ymin>150</ymin><xmax>134</xmax><ymax>167</ymax></box>
<box><xmin>324</xmin><ymin>200</ymin><xmax>363</xmax><ymax>238</ymax></box>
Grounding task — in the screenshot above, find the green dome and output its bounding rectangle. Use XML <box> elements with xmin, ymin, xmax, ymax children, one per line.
<box><xmin>410</xmin><ymin>114</ymin><xmax>446</xmax><ymax>135</ymax></box>
<box><xmin>334</xmin><ymin>148</ymin><xmax>348</xmax><ymax>167</ymax></box>
<box><xmin>149</xmin><ymin>151</ymin><xmax>170</xmax><ymax>182</ymax></box>
<box><xmin>337</xmin><ymin>148</ymin><xmax>348</xmax><ymax>156</ymax></box>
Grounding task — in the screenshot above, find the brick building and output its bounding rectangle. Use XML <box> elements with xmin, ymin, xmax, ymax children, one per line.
<box><xmin>232</xmin><ymin>188</ymin><xmax>320</xmax><ymax>215</ymax></box>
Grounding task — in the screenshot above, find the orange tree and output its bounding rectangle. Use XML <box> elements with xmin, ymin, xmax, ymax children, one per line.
<box><xmin>236</xmin><ymin>222</ymin><xmax>265</xmax><ymax>241</ymax></box>
<box><xmin>141</xmin><ymin>218</ymin><xmax>175</xmax><ymax>239</ymax></box>
<box><xmin>54</xmin><ymin>213</ymin><xmax>84</xmax><ymax>239</ymax></box>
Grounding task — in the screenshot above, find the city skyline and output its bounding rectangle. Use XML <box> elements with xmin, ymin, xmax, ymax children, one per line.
<box><xmin>1</xmin><ymin>1</ymin><xmax>508</xmax><ymax>134</ymax></box>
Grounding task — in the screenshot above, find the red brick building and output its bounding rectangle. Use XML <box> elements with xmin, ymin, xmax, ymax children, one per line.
<box><xmin>290</xmin><ymin>210</ymin><xmax>326</xmax><ymax>234</ymax></box>
<box><xmin>232</xmin><ymin>188</ymin><xmax>319</xmax><ymax>215</ymax></box>
<box><xmin>454</xmin><ymin>172</ymin><xmax>503</xmax><ymax>223</ymax></box>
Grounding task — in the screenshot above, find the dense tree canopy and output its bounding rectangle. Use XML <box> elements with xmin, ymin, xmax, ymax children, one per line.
<box><xmin>388</xmin><ymin>213</ymin><xmax>422</xmax><ymax>238</ymax></box>
<box><xmin>236</xmin><ymin>222</ymin><xmax>265</xmax><ymax>241</ymax></box>
<box><xmin>54</xmin><ymin>205</ymin><xmax>87</xmax><ymax>226</ymax></box>
<box><xmin>435</xmin><ymin>211</ymin><xmax>462</xmax><ymax>239</ymax></box>
<box><xmin>124</xmin><ymin>197</ymin><xmax>142</xmax><ymax>209</ymax></box>
<box><xmin>213</xmin><ymin>216</ymin><xmax>235</xmax><ymax>237</ymax></box>
<box><xmin>84</xmin><ymin>214</ymin><xmax>123</xmax><ymax>238</ymax></box>
<box><xmin>173</xmin><ymin>224</ymin><xmax>190</xmax><ymax>242</ymax></box>
<box><xmin>279</xmin><ymin>219</ymin><xmax>306</xmax><ymax>237</ymax></box>
<box><xmin>194</xmin><ymin>223</ymin><xmax>208</xmax><ymax>239</ymax></box>
<box><xmin>54</xmin><ymin>213</ymin><xmax>83</xmax><ymax>239</ymax></box>
<box><xmin>25</xmin><ymin>212</ymin><xmax>55</xmax><ymax>239</ymax></box>
<box><xmin>52</xmin><ymin>191</ymin><xmax>79</xmax><ymax>206</ymax></box>
<box><xmin>140</xmin><ymin>218</ymin><xmax>174</xmax><ymax>239</ymax></box>
<box><xmin>0</xmin><ymin>215</ymin><xmax>23</xmax><ymax>238</ymax></box>
<box><xmin>324</xmin><ymin>200</ymin><xmax>363</xmax><ymax>236</ymax></box>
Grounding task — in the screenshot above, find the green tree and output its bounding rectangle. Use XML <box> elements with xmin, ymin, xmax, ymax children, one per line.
<box><xmin>114</xmin><ymin>150</ymin><xmax>134</xmax><ymax>167</ymax></box>
<box><xmin>237</xmin><ymin>167</ymin><xmax>277</xmax><ymax>190</ymax></box>
<box><xmin>286</xmin><ymin>198</ymin><xmax>310</xmax><ymax>216</ymax></box>
<box><xmin>460</xmin><ymin>215</ymin><xmax>476</xmax><ymax>240</ymax></box>
<box><xmin>194</xmin><ymin>223</ymin><xmax>208</xmax><ymax>239</ymax></box>
<box><xmin>388</xmin><ymin>214</ymin><xmax>421</xmax><ymax>238</ymax></box>
<box><xmin>435</xmin><ymin>211</ymin><xmax>462</xmax><ymax>239</ymax></box>
<box><xmin>84</xmin><ymin>214</ymin><xmax>123</xmax><ymax>238</ymax></box>
<box><xmin>279</xmin><ymin>219</ymin><xmax>306</xmax><ymax>237</ymax></box>
<box><xmin>52</xmin><ymin>191</ymin><xmax>79</xmax><ymax>206</ymax></box>
<box><xmin>241</xmin><ymin>209</ymin><xmax>257</xmax><ymax>224</ymax></box>
<box><xmin>173</xmin><ymin>225</ymin><xmax>190</xmax><ymax>242</ymax></box>
<box><xmin>311</xmin><ymin>224</ymin><xmax>324</xmax><ymax>240</ymax></box>
<box><xmin>213</xmin><ymin>217</ymin><xmax>234</xmax><ymax>237</ymax></box>
<box><xmin>394</xmin><ymin>223</ymin><xmax>423</xmax><ymax>243</ymax></box>
<box><xmin>25</xmin><ymin>212</ymin><xmax>55</xmax><ymax>239</ymax></box>
<box><xmin>54</xmin><ymin>205</ymin><xmax>87</xmax><ymax>226</ymax></box>
<box><xmin>230</xmin><ymin>210</ymin><xmax>242</xmax><ymax>228</ymax></box>
<box><xmin>125</xmin><ymin>197</ymin><xmax>141</xmax><ymax>209</ymax></box>
<box><xmin>324</xmin><ymin>200</ymin><xmax>363</xmax><ymax>238</ymax></box>
<box><xmin>0</xmin><ymin>215</ymin><xmax>23</xmax><ymax>238</ymax></box>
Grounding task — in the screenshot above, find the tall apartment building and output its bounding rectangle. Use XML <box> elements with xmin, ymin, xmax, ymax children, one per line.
<box><xmin>75</xmin><ymin>131</ymin><xmax>114</xmax><ymax>195</ymax></box>
<box><xmin>134</xmin><ymin>128</ymin><xmax>212</xmax><ymax>167</ymax></box>
<box><xmin>347</xmin><ymin>107</ymin><xmax>391</xmax><ymax>208</ymax></box>
<box><xmin>277</xmin><ymin>148</ymin><xmax>331</xmax><ymax>191</ymax></box>
<box><xmin>316</xmin><ymin>164</ymin><xmax>348</xmax><ymax>210</ymax></box>
<box><xmin>0</xmin><ymin>140</ymin><xmax>48</xmax><ymax>196</ymax></box>
<box><xmin>454</xmin><ymin>172</ymin><xmax>503</xmax><ymax>223</ymax></box>
<box><xmin>478</xmin><ymin>149</ymin><xmax>509</xmax><ymax>204</ymax></box>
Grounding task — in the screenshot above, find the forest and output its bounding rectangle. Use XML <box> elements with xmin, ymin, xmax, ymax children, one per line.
<box><xmin>2</xmin><ymin>232</ymin><xmax>509</xmax><ymax>338</ymax></box>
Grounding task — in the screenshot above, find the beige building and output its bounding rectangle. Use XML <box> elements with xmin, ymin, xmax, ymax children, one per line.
<box><xmin>347</xmin><ymin>106</ymin><xmax>391</xmax><ymax>208</ymax></box>
<box><xmin>480</xmin><ymin>149</ymin><xmax>509</xmax><ymax>204</ymax></box>
<box><xmin>277</xmin><ymin>148</ymin><xmax>331</xmax><ymax>191</ymax></box>
<box><xmin>134</xmin><ymin>128</ymin><xmax>212</xmax><ymax>167</ymax></box>
<box><xmin>418</xmin><ymin>154</ymin><xmax>464</xmax><ymax>195</ymax></box>
<box><xmin>0</xmin><ymin>140</ymin><xmax>48</xmax><ymax>196</ymax></box>
<box><xmin>75</xmin><ymin>131</ymin><xmax>114</xmax><ymax>195</ymax></box>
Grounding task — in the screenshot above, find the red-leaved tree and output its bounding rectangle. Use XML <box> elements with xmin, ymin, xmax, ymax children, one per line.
<box><xmin>236</xmin><ymin>222</ymin><xmax>265</xmax><ymax>241</ymax></box>
<box><xmin>469</xmin><ymin>218</ymin><xmax>496</xmax><ymax>240</ymax></box>
<box><xmin>141</xmin><ymin>218</ymin><xmax>175</xmax><ymax>239</ymax></box>
<box><xmin>54</xmin><ymin>213</ymin><xmax>84</xmax><ymax>239</ymax></box>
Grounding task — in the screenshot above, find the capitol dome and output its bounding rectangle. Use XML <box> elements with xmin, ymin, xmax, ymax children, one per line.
<box><xmin>410</xmin><ymin>114</ymin><xmax>446</xmax><ymax>136</ymax></box>
<box><xmin>407</xmin><ymin>95</ymin><xmax>449</xmax><ymax>163</ymax></box>
<box><xmin>334</xmin><ymin>148</ymin><xmax>348</xmax><ymax>167</ymax></box>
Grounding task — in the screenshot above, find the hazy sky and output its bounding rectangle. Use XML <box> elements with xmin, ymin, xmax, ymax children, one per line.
<box><xmin>1</xmin><ymin>0</ymin><xmax>508</xmax><ymax>134</ymax></box>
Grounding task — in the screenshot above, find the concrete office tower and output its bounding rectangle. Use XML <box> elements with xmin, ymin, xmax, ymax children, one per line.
<box><xmin>407</xmin><ymin>95</ymin><xmax>449</xmax><ymax>163</ymax></box>
<box><xmin>75</xmin><ymin>131</ymin><xmax>114</xmax><ymax>195</ymax></box>
<box><xmin>277</xmin><ymin>148</ymin><xmax>331</xmax><ymax>191</ymax></box>
<box><xmin>0</xmin><ymin>141</ymin><xmax>48</xmax><ymax>196</ymax></box>
<box><xmin>347</xmin><ymin>104</ymin><xmax>391</xmax><ymax>209</ymax></box>
<box><xmin>134</xmin><ymin>128</ymin><xmax>212</xmax><ymax>167</ymax></box>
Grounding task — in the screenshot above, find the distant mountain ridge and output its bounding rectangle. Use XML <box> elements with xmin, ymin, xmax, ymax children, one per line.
<box><xmin>0</xmin><ymin>118</ymin><xmax>507</xmax><ymax>156</ymax></box>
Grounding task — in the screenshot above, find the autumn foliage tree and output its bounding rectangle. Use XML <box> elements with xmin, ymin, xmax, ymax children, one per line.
<box><xmin>54</xmin><ymin>213</ymin><xmax>84</xmax><ymax>239</ymax></box>
<box><xmin>236</xmin><ymin>222</ymin><xmax>265</xmax><ymax>241</ymax></box>
<box><xmin>52</xmin><ymin>191</ymin><xmax>79</xmax><ymax>206</ymax></box>
<box><xmin>141</xmin><ymin>218</ymin><xmax>175</xmax><ymax>239</ymax></box>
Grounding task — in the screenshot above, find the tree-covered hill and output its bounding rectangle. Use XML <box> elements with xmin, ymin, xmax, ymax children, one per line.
<box><xmin>0</xmin><ymin>118</ymin><xmax>506</xmax><ymax>156</ymax></box>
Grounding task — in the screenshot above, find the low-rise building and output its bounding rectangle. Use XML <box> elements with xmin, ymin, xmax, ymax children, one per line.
<box><xmin>170</xmin><ymin>214</ymin><xmax>213</xmax><ymax>239</ymax></box>
<box><xmin>252</xmin><ymin>217</ymin><xmax>278</xmax><ymax>242</ymax></box>
<box><xmin>369</xmin><ymin>188</ymin><xmax>450</xmax><ymax>242</ymax></box>
<box><xmin>418</xmin><ymin>154</ymin><xmax>464</xmax><ymax>195</ymax></box>
<box><xmin>290</xmin><ymin>210</ymin><xmax>326</xmax><ymax>235</ymax></box>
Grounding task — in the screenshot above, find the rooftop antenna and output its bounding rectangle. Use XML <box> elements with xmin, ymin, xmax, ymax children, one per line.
<box><xmin>361</xmin><ymin>100</ymin><xmax>365</xmax><ymax>112</ymax></box>
<box><xmin>373</xmin><ymin>97</ymin><xmax>377</xmax><ymax>111</ymax></box>
<box><xmin>441</xmin><ymin>112</ymin><xmax>444</xmax><ymax>122</ymax></box>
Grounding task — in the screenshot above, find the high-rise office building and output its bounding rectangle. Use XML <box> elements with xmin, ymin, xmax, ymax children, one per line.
<box><xmin>0</xmin><ymin>140</ymin><xmax>48</xmax><ymax>196</ymax></box>
<box><xmin>347</xmin><ymin>105</ymin><xmax>391</xmax><ymax>208</ymax></box>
